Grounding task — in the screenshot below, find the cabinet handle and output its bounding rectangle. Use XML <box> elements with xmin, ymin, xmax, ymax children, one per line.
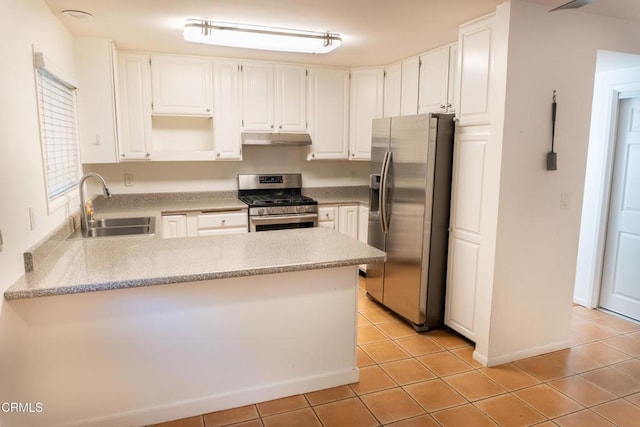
<box><xmin>145</xmin><ymin>153</ymin><xmax>151</xmax><ymax>158</ymax></box>
<box><xmin>270</xmin><ymin>124</ymin><xmax>274</xmax><ymax>129</ymax></box>
<box><xmin>222</xmin><ymin>219</ymin><xmax>226</xmax><ymax>224</ymax></box>
<box><xmin>447</xmin><ymin>104</ymin><xmax>452</xmax><ymax>109</ymax></box>
<box><xmin>216</xmin><ymin>152</ymin><xmax>221</xmax><ymax>158</ymax></box>
<box><xmin>121</xmin><ymin>153</ymin><xmax>125</xmax><ymax>158</ymax></box>
<box><xmin>311</xmin><ymin>153</ymin><xmax>315</xmax><ymax>158</ymax></box>
<box><xmin>351</xmin><ymin>153</ymin><xmax>355</xmax><ymax>157</ymax></box>
<box><xmin>279</xmin><ymin>125</ymin><xmax>283</xmax><ymax>129</ymax></box>
<box><xmin>440</xmin><ymin>104</ymin><xmax>446</xmax><ymax>110</ymax></box>
<box><xmin>206</xmin><ymin>108</ymin><xmax>211</xmax><ymax>113</ymax></box>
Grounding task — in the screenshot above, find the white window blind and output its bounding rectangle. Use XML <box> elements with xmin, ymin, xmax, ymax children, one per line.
<box><xmin>35</xmin><ymin>67</ymin><xmax>80</xmax><ymax>202</ymax></box>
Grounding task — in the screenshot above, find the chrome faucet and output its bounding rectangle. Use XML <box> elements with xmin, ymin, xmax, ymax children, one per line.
<box><xmin>79</xmin><ymin>173</ymin><xmax>112</xmax><ymax>233</ymax></box>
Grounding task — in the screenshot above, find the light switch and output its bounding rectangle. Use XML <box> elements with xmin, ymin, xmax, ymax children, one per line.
<box><xmin>29</xmin><ymin>207</ymin><xmax>37</xmax><ymax>230</ymax></box>
<box><xmin>124</xmin><ymin>173</ymin><xmax>133</xmax><ymax>187</ymax></box>
<box><xmin>560</xmin><ymin>192</ymin><xmax>569</xmax><ymax>210</ymax></box>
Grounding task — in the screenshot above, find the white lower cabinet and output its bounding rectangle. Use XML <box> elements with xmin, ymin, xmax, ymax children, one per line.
<box><xmin>188</xmin><ymin>211</ymin><xmax>248</xmax><ymax>236</ymax></box>
<box><xmin>358</xmin><ymin>205</ymin><xmax>369</xmax><ymax>273</ymax></box>
<box><xmin>318</xmin><ymin>206</ymin><xmax>338</xmax><ymax>229</ymax></box>
<box><xmin>338</xmin><ymin>205</ymin><xmax>359</xmax><ymax>239</ymax></box>
<box><xmin>161</xmin><ymin>210</ymin><xmax>248</xmax><ymax>238</ymax></box>
<box><xmin>161</xmin><ymin>214</ymin><xmax>188</xmax><ymax>239</ymax></box>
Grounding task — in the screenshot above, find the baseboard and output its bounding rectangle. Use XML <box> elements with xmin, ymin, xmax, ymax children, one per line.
<box><xmin>60</xmin><ymin>369</ymin><xmax>359</xmax><ymax>427</ymax></box>
<box><xmin>476</xmin><ymin>340</ymin><xmax>571</xmax><ymax>367</ymax></box>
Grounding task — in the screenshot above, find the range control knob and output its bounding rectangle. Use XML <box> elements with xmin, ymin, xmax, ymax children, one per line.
<box><xmin>267</xmin><ymin>207</ymin><xmax>273</xmax><ymax>214</ymax></box>
<box><xmin>257</xmin><ymin>208</ymin><xmax>264</xmax><ymax>215</ymax></box>
<box><xmin>296</xmin><ymin>206</ymin><xmax>306</xmax><ymax>213</ymax></box>
<box><xmin>282</xmin><ymin>206</ymin><xmax>289</xmax><ymax>213</ymax></box>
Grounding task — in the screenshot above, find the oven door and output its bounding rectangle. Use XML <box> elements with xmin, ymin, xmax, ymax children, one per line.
<box><xmin>250</xmin><ymin>213</ymin><xmax>318</xmax><ymax>232</ymax></box>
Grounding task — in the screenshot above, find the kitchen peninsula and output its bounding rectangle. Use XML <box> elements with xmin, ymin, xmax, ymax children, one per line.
<box><xmin>5</xmin><ymin>227</ymin><xmax>384</xmax><ymax>427</ymax></box>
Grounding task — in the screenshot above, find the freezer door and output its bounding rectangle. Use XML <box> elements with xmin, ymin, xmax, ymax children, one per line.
<box><xmin>366</xmin><ymin>118</ymin><xmax>391</xmax><ymax>303</ymax></box>
<box><xmin>382</xmin><ymin>115</ymin><xmax>433</xmax><ymax>325</ymax></box>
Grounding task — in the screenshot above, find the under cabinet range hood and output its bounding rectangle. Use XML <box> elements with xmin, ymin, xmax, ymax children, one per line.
<box><xmin>241</xmin><ymin>132</ymin><xmax>312</xmax><ymax>146</ymax></box>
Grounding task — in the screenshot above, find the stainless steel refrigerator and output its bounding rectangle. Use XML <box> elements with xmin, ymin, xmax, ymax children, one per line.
<box><xmin>367</xmin><ymin>113</ymin><xmax>455</xmax><ymax>331</ymax></box>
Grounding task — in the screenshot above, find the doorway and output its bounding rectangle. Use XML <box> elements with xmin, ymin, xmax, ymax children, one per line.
<box><xmin>599</xmin><ymin>96</ymin><xmax>640</xmax><ymax>320</ymax></box>
<box><xmin>573</xmin><ymin>50</ymin><xmax>640</xmax><ymax>315</ymax></box>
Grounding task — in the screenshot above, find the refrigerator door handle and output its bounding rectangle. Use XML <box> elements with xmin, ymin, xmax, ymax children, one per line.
<box><xmin>379</xmin><ymin>151</ymin><xmax>392</xmax><ymax>234</ymax></box>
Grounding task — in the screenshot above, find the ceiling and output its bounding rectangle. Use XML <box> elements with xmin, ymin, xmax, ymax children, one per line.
<box><xmin>44</xmin><ymin>0</ymin><xmax>640</xmax><ymax>67</ymax></box>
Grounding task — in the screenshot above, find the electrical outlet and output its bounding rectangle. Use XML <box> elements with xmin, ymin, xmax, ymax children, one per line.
<box><xmin>124</xmin><ymin>173</ymin><xmax>133</xmax><ymax>187</ymax></box>
<box><xmin>29</xmin><ymin>207</ymin><xmax>36</xmax><ymax>230</ymax></box>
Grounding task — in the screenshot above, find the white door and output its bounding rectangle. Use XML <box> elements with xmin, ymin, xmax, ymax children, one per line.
<box><xmin>600</xmin><ymin>96</ymin><xmax>640</xmax><ymax>320</ymax></box>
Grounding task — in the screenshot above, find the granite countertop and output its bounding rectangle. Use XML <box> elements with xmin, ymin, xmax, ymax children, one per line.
<box><xmin>5</xmin><ymin>227</ymin><xmax>385</xmax><ymax>301</ymax></box>
<box><xmin>303</xmin><ymin>186</ymin><xmax>369</xmax><ymax>206</ymax></box>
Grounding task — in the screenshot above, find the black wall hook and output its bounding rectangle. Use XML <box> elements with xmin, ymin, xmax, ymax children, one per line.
<box><xmin>547</xmin><ymin>90</ymin><xmax>558</xmax><ymax>171</ymax></box>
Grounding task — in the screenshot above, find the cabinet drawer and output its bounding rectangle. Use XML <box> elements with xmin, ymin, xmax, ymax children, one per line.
<box><xmin>318</xmin><ymin>206</ymin><xmax>337</xmax><ymax>221</ymax></box>
<box><xmin>196</xmin><ymin>212</ymin><xmax>247</xmax><ymax>230</ymax></box>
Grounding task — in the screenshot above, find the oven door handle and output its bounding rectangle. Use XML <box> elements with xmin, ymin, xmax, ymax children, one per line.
<box><xmin>250</xmin><ymin>213</ymin><xmax>319</xmax><ymax>225</ymax></box>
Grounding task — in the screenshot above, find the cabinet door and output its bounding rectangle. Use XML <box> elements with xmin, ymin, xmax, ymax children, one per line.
<box><xmin>150</xmin><ymin>55</ymin><xmax>213</xmax><ymax>116</ymax></box>
<box><xmin>418</xmin><ymin>46</ymin><xmax>450</xmax><ymax>114</ymax></box>
<box><xmin>74</xmin><ymin>38</ymin><xmax>119</xmax><ymax>164</ymax></box>
<box><xmin>358</xmin><ymin>205</ymin><xmax>369</xmax><ymax>272</ymax></box>
<box><xmin>349</xmin><ymin>68</ymin><xmax>384</xmax><ymax>161</ymax></box>
<box><xmin>447</xmin><ymin>43</ymin><xmax>458</xmax><ymax>113</ymax></box>
<box><xmin>276</xmin><ymin>64</ymin><xmax>307</xmax><ymax>132</ymax></box>
<box><xmin>383</xmin><ymin>63</ymin><xmax>402</xmax><ymax>118</ymax></box>
<box><xmin>338</xmin><ymin>205</ymin><xmax>359</xmax><ymax>239</ymax></box>
<box><xmin>456</xmin><ymin>18</ymin><xmax>494</xmax><ymax>125</ymax></box>
<box><xmin>162</xmin><ymin>214</ymin><xmax>187</xmax><ymax>238</ymax></box>
<box><xmin>307</xmin><ymin>68</ymin><xmax>349</xmax><ymax>160</ymax></box>
<box><xmin>117</xmin><ymin>53</ymin><xmax>152</xmax><ymax>160</ymax></box>
<box><xmin>241</xmin><ymin>61</ymin><xmax>274</xmax><ymax>131</ymax></box>
<box><xmin>401</xmin><ymin>57</ymin><xmax>420</xmax><ymax>116</ymax></box>
<box><xmin>213</xmin><ymin>59</ymin><xmax>242</xmax><ymax>160</ymax></box>
<box><xmin>318</xmin><ymin>206</ymin><xmax>338</xmax><ymax>229</ymax></box>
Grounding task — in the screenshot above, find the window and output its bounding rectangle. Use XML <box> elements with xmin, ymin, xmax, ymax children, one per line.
<box><xmin>34</xmin><ymin>53</ymin><xmax>80</xmax><ymax>212</ymax></box>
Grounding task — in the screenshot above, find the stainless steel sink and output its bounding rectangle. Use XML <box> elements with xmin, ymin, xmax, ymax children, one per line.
<box><xmin>68</xmin><ymin>216</ymin><xmax>156</xmax><ymax>239</ymax></box>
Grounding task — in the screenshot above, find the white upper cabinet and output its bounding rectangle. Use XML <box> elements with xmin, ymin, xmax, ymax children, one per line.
<box><xmin>213</xmin><ymin>59</ymin><xmax>242</xmax><ymax>160</ymax></box>
<box><xmin>241</xmin><ymin>61</ymin><xmax>307</xmax><ymax>132</ymax></box>
<box><xmin>307</xmin><ymin>67</ymin><xmax>349</xmax><ymax>160</ymax></box>
<box><xmin>150</xmin><ymin>55</ymin><xmax>213</xmax><ymax>116</ymax></box>
<box><xmin>418</xmin><ymin>44</ymin><xmax>456</xmax><ymax>114</ymax></box>
<box><xmin>74</xmin><ymin>37</ymin><xmax>120</xmax><ymax>164</ymax></box>
<box><xmin>349</xmin><ymin>67</ymin><xmax>384</xmax><ymax>161</ymax></box>
<box><xmin>117</xmin><ymin>52</ymin><xmax>153</xmax><ymax>161</ymax></box>
<box><xmin>400</xmin><ymin>57</ymin><xmax>420</xmax><ymax>116</ymax></box>
<box><xmin>241</xmin><ymin>61</ymin><xmax>274</xmax><ymax>131</ymax></box>
<box><xmin>383</xmin><ymin>63</ymin><xmax>402</xmax><ymax>118</ymax></box>
<box><xmin>456</xmin><ymin>18</ymin><xmax>493</xmax><ymax>125</ymax></box>
<box><xmin>275</xmin><ymin>64</ymin><xmax>307</xmax><ymax>132</ymax></box>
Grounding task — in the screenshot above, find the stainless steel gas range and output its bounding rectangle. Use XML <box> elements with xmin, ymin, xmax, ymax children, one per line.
<box><xmin>238</xmin><ymin>174</ymin><xmax>318</xmax><ymax>232</ymax></box>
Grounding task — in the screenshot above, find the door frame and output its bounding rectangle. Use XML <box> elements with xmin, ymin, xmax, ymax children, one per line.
<box><xmin>576</xmin><ymin>81</ymin><xmax>640</xmax><ymax>308</ymax></box>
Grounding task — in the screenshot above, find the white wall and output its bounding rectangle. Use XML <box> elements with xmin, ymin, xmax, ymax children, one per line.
<box><xmin>0</xmin><ymin>0</ymin><xmax>78</xmax><ymax>425</ymax></box>
<box><xmin>85</xmin><ymin>146</ymin><xmax>370</xmax><ymax>194</ymax></box>
<box><xmin>482</xmin><ymin>0</ymin><xmax>640</xmax><ymax>364</ymax></box>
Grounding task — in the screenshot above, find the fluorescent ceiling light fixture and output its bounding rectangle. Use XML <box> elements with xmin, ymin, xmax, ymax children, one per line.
<box><xmin>183</xmin><ymin>19</ymin><xmax>341</xmax><ymax>54</ymax></box>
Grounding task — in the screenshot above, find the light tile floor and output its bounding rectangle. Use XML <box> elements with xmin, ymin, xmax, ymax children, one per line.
<box><xmin>150</xmin><ymin>277</ymin><xmax>640</xmax><ymax>427</ymax></box>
